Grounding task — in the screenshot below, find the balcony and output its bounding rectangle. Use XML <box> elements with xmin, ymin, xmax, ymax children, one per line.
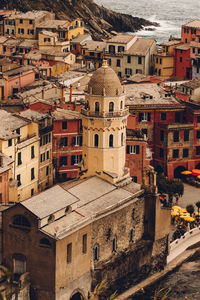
<box><xmin>39</xmin><ymin>124</ymin><xmax>53</xmax><ymax>135</ymax></box>
<box><xmin>81</xmin><ymin>108</ymin><xmax>129</xmax><ymax>118</ymax></box>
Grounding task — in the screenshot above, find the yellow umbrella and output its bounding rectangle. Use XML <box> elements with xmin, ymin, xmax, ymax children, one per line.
<box><xmin>171</xmin><ymin>211</ymin><xmax>179</xmax><ymax>217</ymax></box>
<box><xmin>172</xmin><ymin>206</ymin><xmax>181</xmax><ymax>211</ymax></box>
<box><xmin>181</xmin><ymin>171</ymin><xmax>192</xmax><ymax>175</ymax></box>
<box><xmin>197</xmin><ymin>175</ymin><xmax>200</xmax><ymax>179</ymax></box>
<box><xmin>184</xmin><ymin>216</ymin><xmax>195</xmax><ymax>222</ymax></box>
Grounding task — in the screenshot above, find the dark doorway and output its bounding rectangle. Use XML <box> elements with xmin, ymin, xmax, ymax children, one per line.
<box><xmin>70</xmin><ymin>292</ymin><xmax>84</xmax><ymax>300</ymax></box>
<box><xmin>195</xmin><ymin>163</ymin><xmax>200</xmax><ymax>169</ymax></box>
<box><xmin>174</xmin><ymin>166</ymin><xmax>186</xmax><ymax>178</ymax></box>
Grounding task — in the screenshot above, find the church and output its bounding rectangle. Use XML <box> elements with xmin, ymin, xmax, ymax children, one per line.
<box><xmin>2</xmin><ymin>62</ymin><xmax>170</xmax><ymax>300</ymax></box>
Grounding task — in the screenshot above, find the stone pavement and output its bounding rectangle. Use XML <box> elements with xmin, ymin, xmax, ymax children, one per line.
<box><xmin>178</xmin><ymin>183</ymin><xmax>200</xmax><ymax>208</ymax></box>
<box><xmin>115</xmin><ymin>247</ymin><xmax>200</xmax><ymax>300</ymax></box>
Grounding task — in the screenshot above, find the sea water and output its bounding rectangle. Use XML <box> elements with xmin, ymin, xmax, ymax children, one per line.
<box><xmin>95</xmin><ymin>0</ymin><xmax>200</xmax><ymax>43</ymax></box>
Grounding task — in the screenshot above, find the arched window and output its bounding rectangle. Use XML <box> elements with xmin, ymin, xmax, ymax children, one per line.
<box><xmin>112</xmin><ymin>236</ymin><xmax>117</xmax><ymax>252</ymax></box>
<box><xmin>40</xmin><ymin>238</ymin><xmax>51</xmax><ymax>247</ymax></box>
<box><xmin>48</xmin><ymin>214</ymin><xmax>55</xmax><ymax>224</ymax></box>
<box><xmin>65</xmin><ymin>205</ymin><xmax>72</xmax><ymax>214</ymax></box>
<box><xmin>109</xmin><ymin>134</ymin><xmax>113</xmax><ymax>147</ymax></box>
<box><xmin>95</xmin><ymin>102</ymin><xmax>99</xmax><ymax>113</ymax></box>
<box><xmin>129</xmin><ymin>229</ymin><xmax>134</xmax><ymax>242</ymax></box>
<box><xmin>94</xmin><ymin>134</ymin><xmax>99</xmax><ymax>147</ymax></box>
<box><xmin>12</xmin><ymin>215</ymin><xmax>31</xmax><ymax>229</ymax></box>
<box><xmin>109</xmin><ymin>102</ymin><xmax>114</xmax><ymax>112</ymax></box>
<box><xmin>93</xmin><ymin>244</ymin><xmax>99</xmax><ymax>261</ymax></box>
<box><xmin>120</xmin><ymin>100</ymin><xmax>123</xmax><ymax>110</ymax></box>
<box><xmin>121</xmin><ymin>132</ymin><xmax>124</xmax><ymax>146</ymax></box>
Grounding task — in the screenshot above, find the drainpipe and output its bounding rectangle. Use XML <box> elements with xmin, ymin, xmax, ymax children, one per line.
<box><xmin>70</xmin><ymin>85</ymin><xmax>72</xmax><ymax>102</ymax></box>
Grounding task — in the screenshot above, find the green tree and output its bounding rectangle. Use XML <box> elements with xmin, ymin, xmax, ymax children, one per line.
<box><xmin>157</xmin><ymin>175</ymin><xmax>184</xmax><ymax>206</ymax></box>
<box><xmin>196</xmin><ymin>201</ymin><xmax>200</xmax><ymax>215</ymax></box>
<box><xmin>186</xmin><ymin>204</ymin><xmax>195</xmax><ymax>216</ymax></box>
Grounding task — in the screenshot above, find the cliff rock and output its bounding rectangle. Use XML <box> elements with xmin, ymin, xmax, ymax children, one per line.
<box><xmin>0</xmin><ymin>0</ymin><xmax>159</xmax><ymax>40</ymax></box>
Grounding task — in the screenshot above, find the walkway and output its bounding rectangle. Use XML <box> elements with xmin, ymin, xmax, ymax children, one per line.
<box><xmin>115</xmin><ymin>247</ymin><xmax>200</xmax><ymax>300</ymax></box>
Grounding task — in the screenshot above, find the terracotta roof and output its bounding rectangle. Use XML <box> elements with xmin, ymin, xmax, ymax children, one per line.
<box><xmin>51</xmin><ymin>108</ymin><xmax>81</xmax><ymax>120</ymax></box>
<box><xmin>181</xmin><ymin>79</ymin><xmax>200</xmax><ymax>89</ymax></box>
<box><xmin>183</xmin><ymin>20</ymin><xmax>200</xmax><ymax>29</ymax></box>
<box><xmin>37</xmin><ymin>20</ymin><xmax>69</xmax><ymax>29</ymax></box>
<box><xmin>175</xmin><ymin>43</ymin><xmax>190</xmax><ymax>50</ymax></box>
<box><xmin>81</xmin><ymin>40</ymin><xmax>106</xmax><ymax>51</ymax></box>
<box><xmin>125</xmin><ymin>37</ymin><xmax>155</xmax><ymax>56</ymax></box>
<box><xmin>107</xmin><ymin>34</ymin><xmax>135</xmax><ymax>44</ymax></box>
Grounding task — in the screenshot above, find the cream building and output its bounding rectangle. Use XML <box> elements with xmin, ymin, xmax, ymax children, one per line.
<box><xmin>81</xmin><ymin>61</ymin><xmax>130</xmax><ymax>185</ymax></box>
<box><xmin>0</xmin><ymin>110</ymin><xmax>40</xmax><ymax>201</ymax></box>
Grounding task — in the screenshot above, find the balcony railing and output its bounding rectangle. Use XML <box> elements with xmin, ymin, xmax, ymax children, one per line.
<box><xmin>81</xmin><ymin>108</ymin><xmax>129</xmax><ymax>118</ymax></box>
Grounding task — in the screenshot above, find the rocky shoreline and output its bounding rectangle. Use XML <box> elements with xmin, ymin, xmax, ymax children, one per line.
<box><xmin>0</xmin><ymin>0</ymin><xmax>159</xmax><ymax>40</ymax></box>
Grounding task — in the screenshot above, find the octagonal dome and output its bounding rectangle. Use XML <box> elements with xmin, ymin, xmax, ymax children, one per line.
<box><xmin>88</xmin><ymin>61</ymin><xmax>123</xmax><ymax>97</ymax></box>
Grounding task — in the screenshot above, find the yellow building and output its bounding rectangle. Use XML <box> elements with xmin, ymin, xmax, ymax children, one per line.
<box><xmin>38</xmin><ymin>31</ymin><xmax>70</xmax><ymax>52</ymax></box>
<box><xmin>60</xmin><ymin>18</ymin><xmax>84</xmax><ymax>40</ymax></box>
<box><xmin>81</xmin><ymin>60</ymin><xmax>131</xmax><ymax>185</ymax></box>
<box><xmin>15</xmin><ymin>10</ymin><xmax>54</xmax><ymax>39</ymax></box>
<box><xmin>0</xmin><ymin>110</ymin><xmax>40</xmax><ymax>202</ymax></box>
<box><xmin>154</xmin><ymin>40</ymin><xmax>182</xmax><ymax>79</ymax></box>
<box><xmin>18</xmin><ymin>109</ymin><xmax>53</xmax><ymax>192</ymax></box>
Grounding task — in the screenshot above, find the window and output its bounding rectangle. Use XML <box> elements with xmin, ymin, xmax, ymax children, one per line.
<box><xmin>107</xmin><ymin>58</ymin><xmax>111</xmax><ymax>66</ymax></box>
<box><xmin>173</xmin><ymin>131</ymin><xmax>179</xmax><ymax>142</ymax></box>
<box><xmin>60</xmin><ymin>156</ymin><xmax>68</xmax><ymax>166</ymax></box>
<box><xmin>127</xmin><ymin>56</ymin><xmax>131</xmax><ymax>63</ymax></box>
<box><xmin>197</xmin><ymin>116</ymin><xmax>200</xmax><ymax>123</ymax></box>
<box><xmin>120</xmin><ymin>101</ymin><xmax>123</xmax><ymax>110</ymax></box>
<box><xmin>125</xmin><ymin>68</ymin><xmax>132</xmax><ymax>76</ymax></box>
<box><xmin>62</xmin><ymin>121</ymin><xmax>67</xmax><ymax>130</ymax></box>
<box><xmin>95</xmin><ymin>102</ymin><xmax>99</xmax><ymax>113</ymax></box>
<box><xmin>109</xmin><ymin>134</ymin><xmax>113</xmax><ymax>147</ymax></box>
<box><xmin>116</xmin><ymin>59</ymin><xmax>121</xmax><ymax>67</ymax></box>
<box><xmin>46</xmin><ymin>166</ymin><xmax>49</xmax><ymax>176</ymax></box>
<box><xmin>40</xmin><ymin>153</ymin><xmax>45</xmax><ymax>162</ymax></box>
<box><xmin>184</xmin><ymin>130</ymin><xmax>189</xmax><ymax>141</ymax></box>
<box><xmin>31</xmin><ymin>146</ymin><xmax>34</xmax><ymax>159</ymax></box>
<box><xmin>31</xmin><ymin>168</ymin><xmax>35</xmax><ymax>180</ymax></box>
<box><xmin>126</xmin><ymin>145</ymin><xmax>139</xmax><ymax>154</ymax></box>
<box><xmin>18</xmin><ymin>152</ymin><xmax>22</xmax><ymax>165</ymax></box>
<box><xmin>29</xmin><ymin>20</ymin><xmax>33</xmax><ymax>24</ymax></box>
<box><xmin>112</xmin><ymin>236</ymin><xmax>117</xmax><ymax>252</ymax></box>
<box><xmin>129</xmin><ymin>229</ymin><xmax>134</xmax><ymax>242</ymax></box>
<box><xmin>183</xmin><ymin>148</ymin><xmax>189</xmax><ymax>158</ymax></box>
<box><xmin>60</xmin><ymin>137</ymin><xmax>68</xmax><ymax>147</ymax></box>
<box><xmin>160</xmin><ymin>58</ymin><xmax>162</xmax><ymax>64</ymax></box>
<box><xmin>40</xmin><ymin>238</ymin><xmax>51</xmax><ymax>247</ymax></box>
<box><xmin>132</xmin><ymin>176</ymin><xmax>137</xmax><ymax>183</ymax></box>
<box><xmin>44</xmin><ymin>37</ymin><xmax>50</xmax><ymax>42</ymax></box>
<box><xmin>31</xmin><ymin>188</ymin><xmax>34</xmax><ymax>196</ymax></box>
<box><xmin>13</xmin><ymin>254</ymin><xmax>26</xmax><ymax>276</ymax></box>
<box><xmin>48</xmin><ymin>214</ymin><xmax>55</xmax><ymax>223</ymax></box>
<box><xmin>139</xmin><ymin>112</ymin><xmax>151</xmax><ymax>122</ymax></box>
<box><xmin>196</xmin><ymin>146</ymin><xmax>200</xmax><ymax>155</ymax></box>
<box><xmin>73</xmin><ymin>136</ymin><xmax>82</xmax><ymax>146</ymax></box>
<box><xmin>16</xmin><ymin>128</ymin><xmax>20</xmax><ymax>142</ymax></box>
<box><xmin>121</xmin><ymin>133</ymin><xmax>124</xmax><ymax>146</ymax></box>
<box><xmin>180</xmin><ymin>57</ymin><xmax>182</xmax><ymax>63</ymax></box>
<box><xmin>93</xmin><ymin>244</ymin><xmax>99</xmax><ymax>261</ymax></box>
<box><xmin>109</xmin><ymin>102</ymin><xmax>114</xmax><ymax>112</ymax></box>
<box><xmin>94</xmin><ymin>134</ymin><xmax>99</xmax><ymax>147</ymax></box>
<box><xmin>12</xmin><ymin>215</ymin><xmax>30</xmax><ymax>228</ymax></box>
<box><xmin>193</xmin><ymin>47</ymin><xmax>195</xmax><ymax>53</ymax></box>
<box><xmin>160</xmin><ymin>148</ymin><xmax>164</xmax><ymax>158</ymax></box>
<box><xmin>67</xmin><ymin>243</ymin><xmax>72</xmax><ymax>264</ymax></box>
<box><xmin>82</xmin><ymin>234</ymin><xmax>87</xmax><ymax>254</ymax></box>
<box><xmin>175</xmin><ymin>112</ymin><xmax>181</xmax><ymax>122</ymax></box>
<box><xmin>6</xmin><ymin>138</ymin><xmax>12</xmax><ymax>148</ymax></box>
<box><xmin>18</xmin><ymin>28</ymin><xmax>24</xmax><ymax>34</ymax></box>
<box><xmin>173</xmin><ymin>149</ymin><xmax>179</xmax><ymax>158</ymax></box>
<box><xmin>138</xmin><ymin>56</ymin><xmax>142</xmax><ymax>64</ymax></box>
<box><xmin>17</xmin><ymin>174</ymin><xmax>21</xmax><ymax>187</ymax></box>
<box><xmin>161</xmin><ymin>112</ymin><xmax>166</xmax><ymax>121</ymax></box>
<box><xmin>160</xmin><ymin>130</ymin><xmax>164</xmax><ymax>142</ymax></box>
<box><xmin>197</xmin><ymin>130</ymin><xmax>200</xmax><ymax>139</ymax></box>
<box><xmin>19</xmin><ymin>19</ymin><xmax>23</xmax><ymax>24</ymax></box>
<box><xmin>46</xmin><ymin>151</ymin><xmax>49</xmax><ymax>160</ymax></box>
<box><xmin>71</xmin><ymin>155</ymin><xmax>82</xmax><ymax>165</ymax></box>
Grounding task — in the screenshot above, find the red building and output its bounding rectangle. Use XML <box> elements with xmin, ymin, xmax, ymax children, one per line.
<box><xmin>125</xmin><ymin>83</ymin><xmax>200</xmax><ymax>179</ymax></box>
<box><xmin>126</xmin><ymin>128</ymin><xmax>151</xmax><ymax>184</ymax></box>
<box><xmin>51</xmin><ymin>108</ymin><xmax>82</xmax><ymax>181</ymax></box>
<box><xmin>173</xmin><ymin>44</ymin><xmax>192</xmax><ymax>80</ymax></box>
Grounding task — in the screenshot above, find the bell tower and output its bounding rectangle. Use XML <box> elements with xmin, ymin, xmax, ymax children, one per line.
<box><xmin>81</xmin><ymin>61</ymin><xmax>131</xmax><ymax>185</ymax></box>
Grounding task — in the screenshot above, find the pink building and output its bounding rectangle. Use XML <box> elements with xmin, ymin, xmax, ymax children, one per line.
<box><xmin>1</xmin><ymin>65</ymin><xmax>37</xmax><ymax>99</ymax></box>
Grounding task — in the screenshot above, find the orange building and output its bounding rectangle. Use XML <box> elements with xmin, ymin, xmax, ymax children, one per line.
<box><xmin>181</xmin><ymin>20</ymin><xmax>200</xmax><ymax>43</ymax></box>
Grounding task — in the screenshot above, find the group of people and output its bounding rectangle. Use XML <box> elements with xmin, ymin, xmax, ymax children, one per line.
<box><xmin>171</xmin><ymin>217</ymin><xmax>199</xmax><ymax>242</ymax></box>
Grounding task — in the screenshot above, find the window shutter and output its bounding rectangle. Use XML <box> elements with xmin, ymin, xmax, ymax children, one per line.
<box><xmin>148</xmin><ymin>112</ymin><xmax>151</xmax><ymax>121</ymax></box>
<box><xmin>80</xmin><ymin>136</ymin><xmax>83</xmax><ymax>146</ymax></box>
<box><xmin>126</xmin><ymin>145</ymin><xmax>130</xmax><ymax>154</ymax></box>
<box><xmin>136</xmin><ymin>145</ymin><xmax>140</xmax><ymax>154</ymax></box>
